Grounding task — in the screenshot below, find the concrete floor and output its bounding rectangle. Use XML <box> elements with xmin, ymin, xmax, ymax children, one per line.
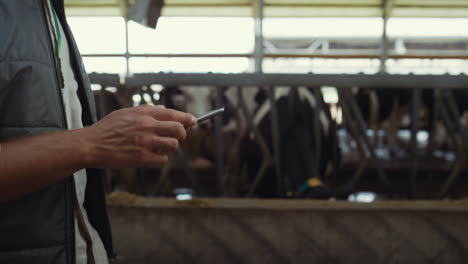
<box><xmin>107</xmin><ymin>193</ymin><xmax>468</xmax><ymax>264</ymax></box>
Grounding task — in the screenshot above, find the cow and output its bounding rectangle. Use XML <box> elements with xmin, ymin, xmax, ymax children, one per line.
<box><xmin>238</xmin><ymin>87</ymin><xmax>338</xmax><ymax>198</ymax></box>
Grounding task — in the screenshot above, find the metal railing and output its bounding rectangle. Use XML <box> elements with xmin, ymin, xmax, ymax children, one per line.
<box><xmin>90</xmin><ymin>72</ymin><xmax>468</xmax><ymax>199</ymax></box>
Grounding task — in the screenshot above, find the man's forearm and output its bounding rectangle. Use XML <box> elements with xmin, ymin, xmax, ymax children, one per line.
<box><xmin>0</xmin><ymin>106</ymin><xmax>197</xmax><ymax>203</ymax></box>
<box><xmin>0</xmin><ymin>129</ymin><xmax>89</xmax><ymax>203</ymax></box>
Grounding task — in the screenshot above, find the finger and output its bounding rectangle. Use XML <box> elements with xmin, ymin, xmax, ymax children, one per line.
<box><xmin>150</xmin><ymin>107</ymin><xmax>196</xmax><ymax>127</ymax></box>
<box><xmin>152</xmin><ymin>136</ymin><xmax>179</xmax><ymax>154</ymax></box>
<box><xmin>135</xmin><ymin>135</ymin><xmax>179</xmax><ymax>152</ymax></box>
<box><xmin>153</xmin><ymin>120</ymin><xmax>187</xmax><ymax>141</ymax></box>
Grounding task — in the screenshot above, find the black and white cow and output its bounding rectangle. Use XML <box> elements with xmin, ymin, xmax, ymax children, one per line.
<box><xmin>239</xmin><ymin>87</ymin><xmax>338</xmax><ymax>198</ymax></box>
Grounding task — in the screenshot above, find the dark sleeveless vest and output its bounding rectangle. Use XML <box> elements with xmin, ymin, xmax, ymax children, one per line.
<box><xmin>0</xmin><ymin>1</ymin><xmax>114</xmax><ymax>263</ymax></box>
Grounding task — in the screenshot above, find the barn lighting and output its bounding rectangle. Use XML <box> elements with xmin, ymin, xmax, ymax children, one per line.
<box><xmin>348</xmin><ymin>192</ymin><xmax>377</xmax><ymax>203</ymax></box>
<box><xmin>128</xmin><ymin>0</ymin><xmax>164</xmax><ymax>29</ymax></box>
<box><xmin>153</xmin><ymin>93</ymin><xmax>160</xmax><ymax>101</ymax></box>
<box><xmin>132</xmin><ymin>94</ymin><xmax>142</xmax><ymax>105</ymax></box>
<box><xmin>143</xmin><ymin>93</ymin><xmax>152</xmax><ymax>104</ymax></box>
<box><xmin>91</xmin><ymin>84</ymin><xmax>102</xmax><ymax>91</ymax></box>
<box><xmin>105</xmin><ymin>86</ymin><xmax>117</xmax><ymax>93</ymax></box>
<box><xmin>150</xmin><ymin>84</ymin><xmax>164</xmax><ymax>92</ymax></box>
<box><xmin>174</xmin><ymin>188</ymin><xmax>193</xmax><ymax>201</ymax></box>
<box><xmin>321</xmin><ymin>86</ymin><xmax>339</xmax><ymax>104</ymax></box>
<box><xmin>176</xmin><ymin>194</ymin><xmax>192</xmax><ymax>201</ymax></box>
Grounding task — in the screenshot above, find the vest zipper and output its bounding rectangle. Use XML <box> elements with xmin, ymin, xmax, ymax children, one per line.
<box><xmin>38</xmin><ymin>1</ymin><xmax>75</xmax><ymax>264</ymax></box>
<box><xmin>40</xmin><ymin>2</ymin><xmax>99</xmax><ymax>263</ymax></box>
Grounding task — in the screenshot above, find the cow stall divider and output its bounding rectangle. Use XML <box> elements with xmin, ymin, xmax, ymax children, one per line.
<box><xmin>337</xmin><ymin>87</ymin><xmax>391</xmax><ymax>196</ymax></box>
<box><xmin>89</xmin><ymin>73</ymin><xmax>468</xmax><ymax>199</ymax></box>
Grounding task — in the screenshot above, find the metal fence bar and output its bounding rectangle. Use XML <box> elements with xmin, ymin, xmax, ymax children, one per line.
<box><xmin>437</xmin><ymin>90</ymin><xmax>467</xmax><ymax>198</ymax></box>
<box><xmin>312</xmin><ymin>87</ymin><xmax>322</xmax><ymax>180</ymax></box>
<box><xmin>126</xmin><ymin>73</ymin><xmax>468</xmax><ymax>90</ymax></box>
<box><xmin>81</xmin><ymin>53</ymin><xmax>468</xmax><ymax>60</ymax></box>
<box><xmin>267</xmin><ymin>86</ymin><xmax>284</xmax><ymax>197</ymax></box>
<box><xmin>410</xmin><ymin>88</ymin><xmax>421</xmax><ymax>198</ymax></box>
<box><xmin>214</xmin><ymin>86</ymin><xmax>225</xmax><ymax>196</ymax></box>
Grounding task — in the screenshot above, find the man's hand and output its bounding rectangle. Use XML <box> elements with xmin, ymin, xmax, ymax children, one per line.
<box><xmin>0</xmin><ymin>105</ymin><xmax>196</xmax><ymax>202</ymax></box>
<box><xmin>80</xmin><ymin>105</ymin><xmax>197</xmax><ymax>168</ymax></box>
